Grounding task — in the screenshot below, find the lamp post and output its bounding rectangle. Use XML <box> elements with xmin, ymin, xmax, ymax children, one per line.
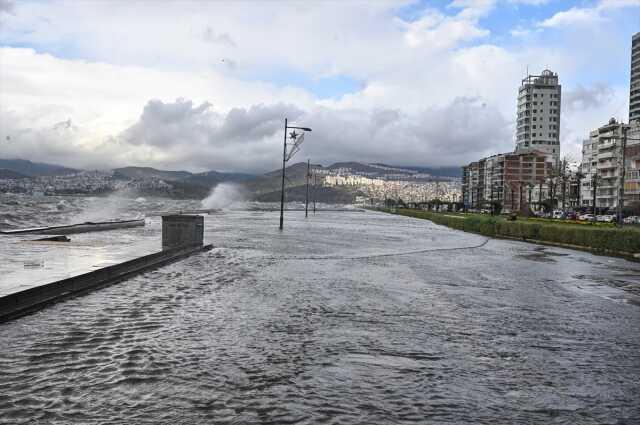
<box><xmin>279</xmin><ymin>118</ymin><xmax>312</xmax><ymax>230</ymax></box>
<box><xmin>305</xmin><ymin>159</ymin><xmax>310</xmax><ymax>218</ymax></box>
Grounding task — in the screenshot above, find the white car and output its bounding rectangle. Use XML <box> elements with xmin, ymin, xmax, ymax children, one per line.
<box><xmin>623</xmin><ymin>216</ymin><xmax>640</xmax><ymax>224</ymax></box>
<box><xmin>597</xmin><ymin>215</ymin><xmax>616</xmax><ymax>223</ymax></box>
<box><xmin>579</xmin><ymin>214</ymin><xmax>595</xmax><ymax>221</ymax></box>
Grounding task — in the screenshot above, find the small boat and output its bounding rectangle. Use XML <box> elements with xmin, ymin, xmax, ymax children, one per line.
<box><xmin>0</xmin><ymin>219</ymin><xmax>145</xmax><ymax>235</ymax></box>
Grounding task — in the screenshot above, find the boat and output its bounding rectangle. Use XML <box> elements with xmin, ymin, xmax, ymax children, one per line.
<box><xmin>0</xmin><ymin>219</ymin><xmax>145</xmax><ymax>235</ymax></box>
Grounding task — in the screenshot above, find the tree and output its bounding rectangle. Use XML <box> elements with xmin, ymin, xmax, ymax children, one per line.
<box><xmin>490</xmin><ymin>200</ymin><xmax>503</xmax><ymax>215</ymax></box>
<box><xmin>622</xmin><ymin>201</ymin><xmax>640</xmax><ymax>216</ymax></box>
<box><xmin>541</xmin><ymin>199</ymin><xmax>554</xmax><ymax>214</ymax></box>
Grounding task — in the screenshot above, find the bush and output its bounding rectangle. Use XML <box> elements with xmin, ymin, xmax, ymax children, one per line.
<box><xmin>393</xmin><ymin>208</ymin><xmax>640</xmax><ymax>254</ymax></box>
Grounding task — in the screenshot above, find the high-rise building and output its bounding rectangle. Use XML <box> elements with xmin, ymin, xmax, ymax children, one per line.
<box><xmin>515</xmin><ymin>70</ymin><xmax>562</xmax><ymax>165</ymax></box>
<box><xmin>624</xmin><ymin>32</ymin><xmax>640</xmax><ymax>207</ymax></box>
<box><xmin>630</xmin><ymin>32</ymin><xmax>640</xmax><ymax>124</ymax></box>
<box><xmin>580</xmin><ymin>118</ymin><xmax>630</xmax><ymax>210</ymax></box>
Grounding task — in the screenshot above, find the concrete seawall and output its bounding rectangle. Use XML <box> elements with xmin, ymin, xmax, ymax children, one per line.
<box><xmin>0</xmin><ymin>243</ymin><xmax>213</xmax><ymax>323</ymax></box>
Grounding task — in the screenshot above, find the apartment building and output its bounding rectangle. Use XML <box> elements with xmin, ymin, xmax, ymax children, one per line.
<box><xmin>515</xmin><ymin>70</ymin><xmax>562</xmax><ymax>165</ymax></box>
<box><xmin>630</xmin><ymin>32</ymin><xmax>640</xmax><ymax>124</ymax></box>
<box><xmin>462</xmin><ymin>151</ymin><xmax>552</xmax><ymax>213</ymax></box>
<box><xmin>580</xmin><ymin>118</ymin><xmax>630</xmax><ymax>210</ymax></box>
<box><xmin>625</xmin><ymin>123</ymin><xmax>640</xmax><ymax>204</ymax></box>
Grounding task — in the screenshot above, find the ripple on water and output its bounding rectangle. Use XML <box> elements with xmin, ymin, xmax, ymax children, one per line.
<box><xmin>1</xmin><ymin>209</ymin><xmax>640</xmax><ymax>424</ymax></box>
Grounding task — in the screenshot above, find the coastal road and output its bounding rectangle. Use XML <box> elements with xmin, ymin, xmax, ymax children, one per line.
<box><xmin>1</xmin><ymin>210</ymin><xmax>639</xmax><ymax>424</ymax></box>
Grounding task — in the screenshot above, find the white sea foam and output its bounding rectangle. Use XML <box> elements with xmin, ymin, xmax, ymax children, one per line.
<box><xmin>201</xmin><ymin>183</ymin><xmax>246</xmax><ymax>210</ymax></box>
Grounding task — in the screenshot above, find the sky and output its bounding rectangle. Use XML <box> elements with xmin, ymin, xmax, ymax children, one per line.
<box><xmin>0</xmin><ymin>0</ymin><xmax>639</xmax><ymax>174</ymax></box>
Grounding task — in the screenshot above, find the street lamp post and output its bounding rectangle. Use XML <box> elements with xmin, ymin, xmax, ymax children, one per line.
<box><xmin>279</xmin><ymin>118</ymin><xmax>312</xmax><ymax>230</ymax></box>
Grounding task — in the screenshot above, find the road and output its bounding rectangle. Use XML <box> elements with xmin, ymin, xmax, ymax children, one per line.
<box><xmin>1</xmin><ymin>210</ymin><xmax>639</xmax><ymax>424</ymax></box>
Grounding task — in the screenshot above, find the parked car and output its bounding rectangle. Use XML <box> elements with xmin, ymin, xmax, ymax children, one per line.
<box><xmin>579</xmin><ymin>214</ymin><xmax>596</xmax><ymax>221</ymax></box>
<box><xmin>597</xmin><ymin>215</ymin><xmax>616</xmax><ymax>223</ymax></box>
<box><xmin>552</xmin><ymin>210</ymin><xmax>565</xmax><ymax>219</ymax></box>
<box><xmin>565</xmin><ymin>212</ymin><xmax>577</xmax><ymax>220</ymax></box>
<box><xmin>623</xmin><ymin>216</ymin><xmax>640</xmax><ymax>224</ymax></box>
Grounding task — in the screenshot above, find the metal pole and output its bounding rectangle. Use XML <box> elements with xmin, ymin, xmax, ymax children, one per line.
<box><xmin>561</xmin><ymin>160</ymin><xmax>566</xmax><ymax>212</ymax></box>
<box><xmin>538</xmin><ymin>180</ymin><xmax>542</xmax><ymax>213</ymax></box>
<box><xmin>305</xmin><ymin>159</ymin><xmax>310</xmax><ymax>218</ymax></box>
<box><xmin>279</xmin><ymin>118</ymin><xmax>288</xmax><ymax>230</ymax></box>
<box><xmin>313</xmin><ymin>173</ymin><xmax>317</xmax><ymax>214</ymax></box>
<box><xmin>592</xmin><ymin>173</ymin><xmax>597</xmax><ymax>217</ymax></box>
<box><xmin>618</xmin><ymin>127</ymin><xmax>628</xmax><ymax>227</ymax></box>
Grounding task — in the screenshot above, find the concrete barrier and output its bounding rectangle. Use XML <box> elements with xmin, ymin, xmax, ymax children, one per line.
<box><xmin>0</xmin><ymin>243</ymin><xmax>212</xmax><ymax>323</ymax></box>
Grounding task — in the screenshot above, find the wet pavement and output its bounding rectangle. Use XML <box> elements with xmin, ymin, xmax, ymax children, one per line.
<box><xmin>0</xmin><ymin>219</ymin><xmax>160</xmax><ymax>296</ymax></box>
<box><xmin>1</xmin><ymin>208</ymin><xmax>639</xmax><ymax>424</ymax></box>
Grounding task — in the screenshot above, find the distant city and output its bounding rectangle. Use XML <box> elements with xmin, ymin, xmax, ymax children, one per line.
<box><xmin>0</xmin><ymin>159</ymin><xmax>462</xmax><ymax>204</ymax></box>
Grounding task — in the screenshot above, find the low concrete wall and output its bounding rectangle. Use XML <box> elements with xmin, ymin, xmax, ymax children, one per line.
<box><xmin>0</xmin><ymin>243</ymin><xmax>213</xmax><ymax>323</ymax></box>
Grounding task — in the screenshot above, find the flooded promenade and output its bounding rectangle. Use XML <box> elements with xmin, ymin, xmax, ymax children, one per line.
<box><xmin>1</xmin><ymin>205</ymin><xmax>640</xmax><ymax>424</ymax></box>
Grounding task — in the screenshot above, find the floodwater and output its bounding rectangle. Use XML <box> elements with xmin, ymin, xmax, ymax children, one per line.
<box><xmin>1</xmin><ymin>196</ymin><xmax>640</xmax><ymax>424</ymax></box>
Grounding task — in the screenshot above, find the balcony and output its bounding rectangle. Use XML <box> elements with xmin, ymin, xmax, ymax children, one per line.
<box><xmin>597</xmin><ymin>151</ymin><xmax>616</xmax><ymax>160</ymax></box>
<box><xmin>597</xmin><ymin>161</ymin><xmax>617</xmax><ymax>170</ymax></box>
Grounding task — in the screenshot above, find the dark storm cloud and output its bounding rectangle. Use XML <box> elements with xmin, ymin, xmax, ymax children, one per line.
<box><xmin>115</xmin><ymin>97</ymin><xmax>512</xmax><ymax>172</ymax></box>
<box><xmin>2</xmin><ymin>97</ymin><xmax>513</xmax><ymax>173</ymax></box>
<box><xmin>0</xmin><ymin>0</ymin><xmax>14</xmax><ymax>14</ymax></box>
<box><xmin>121</xmin><ymin>99</ymin><xmax>303</xmax><ymax>149</ymax></box>
<box><xmin>563</xmin><ymin>83</ymin><xmax>615</xmax><ymax>112</ymax></box>
<box><xmin>203</xmin><ymin>26</ymin><xmax>237</xmax><ymax>47</ymax></box>
<box><xmin>299</xmin><ymin>97</ymin><xmax>513</xmax><ymax>168</ymax></box>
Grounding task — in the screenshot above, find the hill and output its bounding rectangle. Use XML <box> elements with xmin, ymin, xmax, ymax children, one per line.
<box><xmin>183</xmin><ymin>170</ymin><xmax>255</xmax><ymax>188</ymax></box>
<box><xmin>254</xmin><ymin>185</ymin><xmax>360</xmax><ymax>203</ymax></box>
<box><xmin>113</xmin><ymin>166</ymin><xmax>193</xmax><ymax>181</ymax></box>
<box><xmin>394</xmin><ymin>165</ymin><xmax>461</xmax><ymax>178</ymax></box>
<box><xmin>0</xmin><ymin>169</ymin><xmax>30</xmax><ymax>179</ymax></box>
<box><xmin>0</xmin><ymin>159</ymin><xmax>77</xmax><ymax>176</ymax></box>
<box><xmin>249</xmin><ymin>162</ymin><xmax>321</xmax><ymax>193</ymax></box>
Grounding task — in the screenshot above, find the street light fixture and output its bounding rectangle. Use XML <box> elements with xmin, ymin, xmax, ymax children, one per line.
<box><xmin>279</xmin><ymin>118</ymin><xmax>312</xmax><ymax>230</ymax></box>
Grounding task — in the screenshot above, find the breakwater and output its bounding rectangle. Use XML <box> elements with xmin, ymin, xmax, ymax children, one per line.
<box><xmin>0</xmin><ymin>243</ymin><xmax>212</xmax><ymax>322</ymax></box>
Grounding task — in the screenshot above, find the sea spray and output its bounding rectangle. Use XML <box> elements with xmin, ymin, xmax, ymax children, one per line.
<box><xmin>201</xmin><ymin>183</ymin><xmax>246</xmax><ymax>209</ymax></box>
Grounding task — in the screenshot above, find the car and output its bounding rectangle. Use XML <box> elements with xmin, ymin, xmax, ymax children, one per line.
<box><xmin>552</xmin><ymin>210</ymin><xmax>565</xmax><ymax>219</ymax></box>
<box><xmin>597</xmin><ymin>215</ymin><xmax>616</xmax><ymax>223</ymax></box>
<box><xmin>623</xmin><ymin>216</ymin><xmax>640</xmax><ymax>224</ymax></box>
<box><xmin>565</xmin><ymin>212</ymin><xmax>577</xmax><ymax>220</ymax></box>
<box><xmin>579</xmin><ymin>214</ymin><xmax>596</xmax><ymax>221</ymax></box>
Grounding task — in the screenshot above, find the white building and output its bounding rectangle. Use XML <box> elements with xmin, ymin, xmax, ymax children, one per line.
<box><xmin>515</xmin><ymin>69</ymin><xmax>562</xmax><ymax>165</ymax></box>
<box><xmin>580</xmin><ymin>118</ymin><xmax>630</xmax><ymax>210</ymax></box>
<box><xmin>630</xmin><ymin>32</ymin><xmax>640</xmax><ymax>125</ymax></box>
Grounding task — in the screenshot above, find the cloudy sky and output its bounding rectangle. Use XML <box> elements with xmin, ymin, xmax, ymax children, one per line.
<box><xmin>0</xmin><ymin>0</ymin><xmax>638</xmax><ymax>173</ymax></box>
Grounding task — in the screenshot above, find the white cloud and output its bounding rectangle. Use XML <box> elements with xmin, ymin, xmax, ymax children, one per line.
<box><xmin>539</xmin><ymin>7</ymin><xmax>603</xmax><ymax>27</ymax></box>
<box><xmin>539</xmin><ymin>0</ymin><xmax>639</xmax><ymax>28</ymax></box>
<box><xmin>508</xmin><ymin>0</ymin><xmax>551</xmax><ymax>5</ymax></box>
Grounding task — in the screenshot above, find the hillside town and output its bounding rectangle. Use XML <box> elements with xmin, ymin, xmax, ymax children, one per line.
<box><xmin>316</xmin><ymin>162</ymin><xmax>460</xmax><ymax>205</ymax></box>
<box><xmin>0</xmin><ymin>170</ymin><xmax>172</xmax><ymax>195</ymax></box>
